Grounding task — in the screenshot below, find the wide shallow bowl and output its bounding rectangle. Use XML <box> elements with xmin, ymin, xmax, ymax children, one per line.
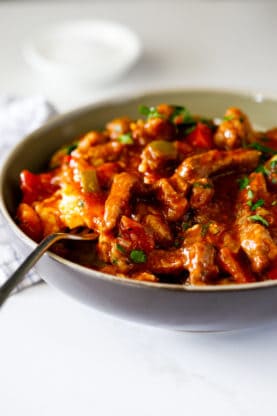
<box><xmin>1</xmin><ymin>88</ymin><xmax>277</xmax><ymax>331</ymax></box>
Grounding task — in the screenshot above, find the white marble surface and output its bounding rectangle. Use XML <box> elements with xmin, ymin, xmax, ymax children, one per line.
<box><xmin>1</xmin><ymin>2</ymin><xmax>277</xmax><ymax>415</ymax></box>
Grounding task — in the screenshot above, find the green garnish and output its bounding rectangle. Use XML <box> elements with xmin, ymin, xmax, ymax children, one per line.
<box><xmin>255</xmin><ymin>164</ymin><xmax>270</xmax><ymax>175</ymax></box>
<box><xmin>201</xmin><ymin>222</ymin><xmax>211</xmax><ymax>237</ymax></box>
<box><xmin>246</xmin><ymin>190</ymin><xmax>264</xmax><ymax>211</ymax></box>
<box><xmin>170</xmin><ymin>105</ymin><xmax>195</xmax><ymax>125</ymax></box>
<box><xmin>184</xmin><ymin>125</ymin><xmax>196</xmax><ymax>135</ymax></box>
<box><xmin>248</xmin><ymin>214</ymin><xmax>269</xmax><ymax>227</ymax></box>
<box><xmin>116</xmin><ymin>243</ymin><xmax>126</xmax><ymax>254</ymax></box>
<box><xmin>248</xmin><ymin>142</ymin><xmax>277</xmax><ymax>154</ymax></box>
<box><xmin>130</xmin><ymin>249</ymin><xmax>147</xmax><ymax>264</ymax></box>
<box><xmin>200</xmin><ymin>117</ymin><xmax>212</xmax><ymax>125</ymax></box>
<box><xmin>182</xmin><ymin>222</ymin><xmax>190</xmax><ymax>231</ymax></box>
<box><xmin>250</xmin><ymin>199</ymin><xmax>265</xmax><ymax>211</ymax></box>
<box><xmin>238</xmin><ymin>176</ymin><xmax>250</xmax><ymax>190</ymax></box>
<box><xmin>66</xmin><ymin>143</ymin><xmax>78</xmax><ymax>154</ymax></box>
<box><xmin>139</xmin><ymin>105</ymin><xmax>164</xmax><ymax>119</ymax></box>
<box><xmin>117</xmin><ymin>133</ymin><xmax>134</xmax><ymax>145</ymax></box>
<box><xmin>193</xmin><ymin>182</ymin><xmax>213</xmax><ymax>189</ymax></box>
<box><xmin>223</xmin><ymin>115</ymin><xmax>234</xmax><ymax>121</ymax></box>
<box><xmin>112</xmin><ymin>259</ymin><xmax>118</xmax><ymax>265</ymax></box>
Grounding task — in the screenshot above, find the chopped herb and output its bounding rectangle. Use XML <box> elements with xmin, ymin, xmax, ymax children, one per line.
<box><xmin>112</xmin><ymin>258</ymin><xmax>118</xmax><ymax>265</ymax></box>
<box><xmin>130</xmin><ymin>249</ymin><xmax>147</xmax><ymax>264</ymax></box>
<box><xmin>255</xmin><ymin>164</ymin><xmax>270</xmax><ymax>175</ymax></box>
<box><xmin>66</xmin><ymin>143</ymin><xmax>78</xmax><ymax>154</ymax></box>
<box><xmin>170</xmin><ymin>105</ymin><xmax>195</xmax><ymax>125</ymax></box>
<box><xmin>184</xmin><ymin>125</ymin><xmax>196</xmax><ymax>135</ymax></box>
<box><xmin>116</xmin><ymin>243</ymin><xmax>126</xmax><ymax>254</ymax></box>
<box><xmin>193</xmin><ymin>181</ymin><xmax>213</xmax><ymax>189</ymax></box>
<box><xmin>248</xmin><ymin>214</ymin><xmax>269</xmax><ymax>227</ymax></box>
<box><xmin>272</xmin><ymin>200</ymin><xmax>277</xmax><ymax>206</ymax></box>
<box><xmin>139</xmin><ymin>105</ymin><xmax>164</xmax><ymax>119</ymax></box>
<box><xmin>251</xmin><ymin>199</ymin><xmax>265</xmax><ymax>211</ymax></box>
<box><xmin>201</xmin><ymin>222</ymin><xmax>211</xmax><ymax>237</ymax></box>
<box><xmin>238</xmin><ymin>176</ymin><xmax>250</xmax><ymax>190</ymax></box>
<box><xmin>182</xmin><ymin>222</ymin><xmax>190</xmax><ymax>231</ymax></box>
<box><xmin>117</xmin><ymin>133</ymin><xmax>133</xmax><ymax>145</ymax></box>
<box><xmin>223</xmin><ymin>115</ymin><xmax>234</xmax><ymax>121</ymax></box>
<box><xmin>248</xmin><ymin>142</ymin><xmax>277</xmax><ymax>154</ymax></box>
<box><xmin>200</xmin><ymin>117</ymin><xmax>212</xmax><ymax>125</ymax></box>
<box><xmin>139</xmin><ymin>105</ymin><xmax>151</xmax><ymax>116</ymax></box>
<box><xmin>247</xmin><ymin>200</ymin><xmax>253</xmax><ymax>207</ymax></box>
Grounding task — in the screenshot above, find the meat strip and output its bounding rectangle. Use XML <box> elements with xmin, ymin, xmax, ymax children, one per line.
<box><xmin>190</xmin><ymin>178</ymin><xmax>214</xmax><ymax>209</ymax></box>
<box><xmin>144</xmin><ymin>214</ymin><xmax>173</xmax><ymax>247</ymax></box>
<box><xmin>176</xmin><ymin>149</ymin><xmax>261</xmax><ymax>183</ymax></box>
<box><xmin>214</xmin><ymin>107</ymin><xmax>255</xmax><ymax>150</ymax></box>
<box><xmin>218</xmin><ymin>247</ymin><xmax>255</xmax><ymax>283</ymax></box>
<box><xmin>154</xmin><ymin>178</ymin><xmax>188</xmax><ymax>221</ymax></box>
<box><xmin>76</xmin><ymin>141</ymin><xmax>124</xmax><ymax>166</ymax></box>
<box><xmin>104</xmin><ymin>172</ymin><xmax>138</xmax><ymax>231</ymax></box>
<box><xmin>235</xmin><ymin>172</ymin><xmax>277</xmax><ymax>272</ymax></box>
<box><xmin>185</xmin><ymin>243</ymin><xmax>219</xmax><ymax>285</ymax></box>
<box><xmin>239</xmin><ymin>223</ymin><xmax>277</xmax><ymax>273</ymax></box>
<box><xmin>106</xmin><ymin>117</ymin><xmax>131</xmax><ymax>140</ymax></box>
<box><xmin>147</xmin><ymin>242</ymin><xmax>218</xmax><ymax>284</ymax></box>
<box><xmin>147</xmin><ymin>249</ymin><xmax>187</xmax><ymax>274</ymax></box>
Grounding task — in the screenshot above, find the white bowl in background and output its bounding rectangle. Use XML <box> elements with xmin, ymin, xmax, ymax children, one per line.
<box><xmin>23</xmin><ymin>20</ymin><xmax>142</xmax><ymax>86</ymax></box>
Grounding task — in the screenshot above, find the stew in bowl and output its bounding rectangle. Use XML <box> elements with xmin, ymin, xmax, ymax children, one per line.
<box><xmin>16</xmin><ymin>103</ymin><xmax>277</xmax><ymax>286</ymax></box>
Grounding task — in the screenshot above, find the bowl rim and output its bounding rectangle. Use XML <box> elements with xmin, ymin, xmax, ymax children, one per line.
<box><xmin>2</xmin><ymin>85</ymin><xmax>277</xmax><ymax>293</ymax></box>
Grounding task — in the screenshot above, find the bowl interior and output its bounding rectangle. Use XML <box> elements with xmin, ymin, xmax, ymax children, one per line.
<box><xmin>1</xmin><ymin>88</ymin><xmax>277</xmax><ymax>290</ymax></box>
<box><xmin>2</xmin><ymin>89</ymin><xmax>277</xmax><ymax>216</ymax></box>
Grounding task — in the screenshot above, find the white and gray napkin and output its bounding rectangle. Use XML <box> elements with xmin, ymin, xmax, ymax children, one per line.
<box><xmin>0</xmin><ymin>96</ymin><xmax>56</xmax><ymax>292</ymax></box>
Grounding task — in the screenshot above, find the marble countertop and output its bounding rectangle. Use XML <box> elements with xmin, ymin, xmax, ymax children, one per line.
<box><xmin>1</xmin><ymin>2</ymin><xmax>277</xmax><ymax>415</ymax></box>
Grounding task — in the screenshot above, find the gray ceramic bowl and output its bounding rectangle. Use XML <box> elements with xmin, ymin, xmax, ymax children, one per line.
<box><xmin>1</xmin><ymin>88</ymin><xmax>277</xmax><ymax>331</ymax></box>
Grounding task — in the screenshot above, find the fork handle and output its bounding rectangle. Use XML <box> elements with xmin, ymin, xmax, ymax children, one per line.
<box><xmin>0</xmin><ymin>233</ymin><xmax>63</xmax><ymax>307</ymax></box>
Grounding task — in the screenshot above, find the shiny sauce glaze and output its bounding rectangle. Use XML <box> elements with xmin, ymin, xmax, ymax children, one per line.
<box><xmin>16</xmin><ymin>104</ymin><xmax>277</xmax><ymax>285</ymax></box>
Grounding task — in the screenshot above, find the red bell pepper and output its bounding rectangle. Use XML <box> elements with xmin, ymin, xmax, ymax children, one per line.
<box><xmin>186</xmin><ymin>122</ymin><xmax>213</xmax><ymax>149</ymax></box>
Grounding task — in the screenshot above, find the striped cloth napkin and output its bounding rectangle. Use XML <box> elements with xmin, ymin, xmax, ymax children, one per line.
<box><xmin>0</xmin><ymin>96</ymin><xmax>56</xmax><ymax>292</ymax></box>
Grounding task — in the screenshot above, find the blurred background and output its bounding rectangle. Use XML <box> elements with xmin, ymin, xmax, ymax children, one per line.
<box><xmin>0</xmin><ymin>1</ymin><xmax>276</xmax><ymax>111</ymax></box>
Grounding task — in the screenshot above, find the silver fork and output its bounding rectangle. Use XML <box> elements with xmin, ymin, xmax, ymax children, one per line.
<box><xmin>0</xmin><ymin>230</ymin><xmax>98</xmax><ymax>307</ymax></box>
